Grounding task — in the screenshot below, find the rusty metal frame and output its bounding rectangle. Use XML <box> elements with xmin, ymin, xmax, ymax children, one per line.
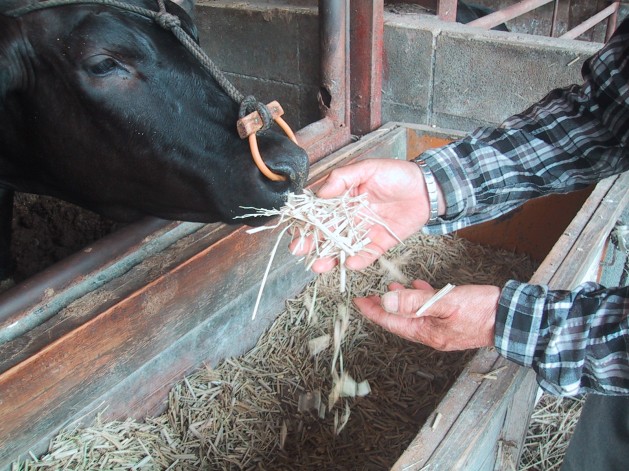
<box><xmin>459</xmin><ymin>0</ymin><xmax>621</xmax><ymax>40</ymax></box>
<box><xmin>559</xmin><ymin>1</ymin><xmax>620</xmax><ymax>40</ymax></box>
<box><xmin>436</xmin><ymin>0</ymin><xmax>457</xmax><ymax>22</ymax></box>
<box><xmin>296</xmin><ymin>0</ymin><xmax>351</xmax><ymax>164</ymax></box>
<box><xmin>0</xmin><ymin>1</ymin><xmax>384</xmax><ymax>343</ymax></box>
<box><xmin>349</xmin><ymin>0</ymin><xmax>384</xmax><ymax>136</ymax></box>
<box><xmin>466</xmin><ymin>0</ymin><xmax>555</xmax><ymax>29</ymax></box>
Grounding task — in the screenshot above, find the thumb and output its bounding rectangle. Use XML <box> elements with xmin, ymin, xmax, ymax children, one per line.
<box><xmin>316</xmin><ymin>175</ymin><xmax>351</xmax><ymax>199</ymax></box>
<box><xmin>381</xmin><ymin>287</ymin><xmax>436</xmax><ymax>317</ymax></box>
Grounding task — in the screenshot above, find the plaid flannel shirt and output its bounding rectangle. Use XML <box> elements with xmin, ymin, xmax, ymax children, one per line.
<box><xmin>420</xmin><ymin>19</ymin><xmax>629</xmax><ymax>396</ymax></box>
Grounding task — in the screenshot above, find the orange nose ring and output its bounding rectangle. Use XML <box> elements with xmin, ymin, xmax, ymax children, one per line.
<box><xmin>237</xmin><ymin>101</ymin><xmax>298</xmax><ymax>182</ymax></box>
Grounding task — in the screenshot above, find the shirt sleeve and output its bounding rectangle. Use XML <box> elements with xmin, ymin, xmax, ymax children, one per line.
<box><xmin>418</xmin><ymin>19</ymin><xmax>629</xmax><ymax>396</ymax></box>
<box><xmin>496</xmin><ymin>280</ymin><xmax>629</xmax><ymax>396</ymax></box>
<box><xmin>420</xmin><ymin>18</ymin><xmax>629</xmax><ymax>236</ymax></box>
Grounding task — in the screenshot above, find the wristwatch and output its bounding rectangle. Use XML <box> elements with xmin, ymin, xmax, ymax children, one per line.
<box><xmin>414</xmin><ymin>159</ymin><xmax>439</xmax><ymax>222</ymax></box>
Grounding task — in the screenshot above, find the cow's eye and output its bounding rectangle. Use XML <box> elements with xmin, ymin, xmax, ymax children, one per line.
<box><xmin>85</xmin><ymin>56</ymin><xmax>121</xmax><ymax>76</ymax></box>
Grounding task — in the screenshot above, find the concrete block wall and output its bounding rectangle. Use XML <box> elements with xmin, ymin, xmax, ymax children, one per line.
<box><xmin>195</xmin><ymin>0</ymin><xmax>321</xmax><ymax>131</ymax></box>
<box><xmin>195</xmin><ymin>2</ymin><xmax>606</xmax><ymax>134</ymax></box>
<box><xmin>383</xmin><ymin>15</ymin><xmax>602</xmax><ymax>131</ymax></box>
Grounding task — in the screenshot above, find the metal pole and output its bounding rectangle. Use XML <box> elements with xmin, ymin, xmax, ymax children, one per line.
<box><xmin>349</xmin><ymin>0</ymin><xmax>383</xmax><ymax>135</ymax></box>
<box><xmin>437</xmin><ymin>0</ymin><xmax>457</xmax><ymax>22</ymax></box>
<box><xmin>467</xmin><ymin>0</ymin><xmax>554</xmax><ymax>30</ymax></box>
<box><xmin>318</xmin><ymin>0</ymin><xmax>348</xmax><ymax>126</ymax></box>
<box><xmin>605</xmin><ymin>1</ymin><xmax>620</xmax><ymax>42</ymax></box>
<box><xmin>550</xmin><ymin>0</ymin><xmax>559</xmax><ymax>37</ymax></box>
<box><xmin>297</xmin><ymin>0</ymin><xmax>352</xmax><ymax>163</ymax></box>
<box><xmin>559</xmin><ymin>2</ymin><xmax>619</xmax><ymax>40</ymax></box>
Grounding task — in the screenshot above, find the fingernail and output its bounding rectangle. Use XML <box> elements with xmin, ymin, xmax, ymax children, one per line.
<box><xmin>381</xmin><ymin>291</ymin><xmax>399</xmax><ymax>313</ymax></box>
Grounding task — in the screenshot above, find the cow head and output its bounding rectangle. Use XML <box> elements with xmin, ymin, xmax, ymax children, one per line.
<box><xmin>0</xmin><ymin>0</ymin><xmax>309</xmax><ymax>226</ymax></box>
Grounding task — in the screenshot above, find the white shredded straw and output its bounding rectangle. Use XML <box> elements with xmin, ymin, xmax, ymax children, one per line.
<box><xmin>237</xmin><ymin>189</ymin><xmax>401</xmax><ymax>319</ymax></box>
<box><xmin>415</xmin><ymin>283</ymin><xmax>455</xmax><ymax>317</ymax></box>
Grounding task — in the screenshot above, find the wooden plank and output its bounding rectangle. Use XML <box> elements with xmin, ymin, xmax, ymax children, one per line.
<box><xmin>0</xmin><ymin>123</ymin><xmax>412</xmax><ymax>468</ymax></box>
<box><xmin>393</xmin><ymin>167</ymin><xmax>629</xmax><ymax>468</ymax></box>
<box><xmin>496</xmin><ymin>369</ymin><xmax>539</xmax><ymax>470</ymax></box>
<box><xmin>391</xmin><ymin>349</ymin><xmax>503</xmax><ymax>470</ymax></box>
<box><xmin>537</xmin><ymin>173</ymin><xmax>629</xmax><ymax>289</ymax></box>
<box><xmin>393</xmin><ymin>355</ymin><xmax>527</xmax><ymax>470</ymax></box>
<box><xmin>458</xmin><ymin>189</ymin><xmax>592</xmax><ymax>263</ymax></box>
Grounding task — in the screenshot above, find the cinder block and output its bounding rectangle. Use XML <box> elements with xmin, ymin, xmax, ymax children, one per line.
<box><xmin>431</xmin><ymin>24</ymin><xmax>601</xmax><ymax>130</ymax></box>
<box><xmin>193</xmin><ymin>1</ymin><xmax>611</xmax><ymax>135</ymax></box>
<box><xmin>382</xmin><ymin>16</ymin><xmax>434</xmax><ymax>115</ymax></box>
<box><xmin>194</xmin><ymin>1</ymin><xmax>320</xmax><ymax>130</ymax></box>
<box><xmin>195</xmin><ymin>1</ymin><xmax>319</xmax><ymax>86</ymax></box>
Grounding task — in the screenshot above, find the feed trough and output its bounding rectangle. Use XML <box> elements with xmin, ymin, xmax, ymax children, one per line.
<box><xmin>2</xmin><ymin>123</ymin><xmax>627</xmax><ymax>470</ymax></box>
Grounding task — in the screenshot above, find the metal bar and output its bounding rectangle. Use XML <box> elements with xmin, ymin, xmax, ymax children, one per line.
<box><xmin>297</xmin><ymin>117</ymin><xmax>351</xmax><ymax>164</ymax></box>
<box><xmin>605</xmin><ymin>1</ymin><xmax>620</xmax><ymax>42</ymax></box>
<box><xmin>1</xmin><ymin>0</ymin><xmax>356</xmax><ymax>343</ymax></box>
<box><xmin>349</xmin><ymin>0</ymin><xmax>383</xmax><ymax>136</ymax></box>
<box><xmin>550</xmin><ymin>0</ymin><xmax>559</xmax><ymax>37</ymax></box>
<box><xmin>0</xmin><ymin>218</ymin><xmax>189</xmax><ymax>344</ymax></box>
<box><xmin>559</xmin><ymin>2</ymin><xmax>619</xmax><ymax>39</ymax></box>
<box><xmin>437</xmin><ymin>0</ymin><xmax>457</xmax><ymax>22</ymax></box>
<box><xmin>467</xmin><ymin>0</ymin><xmax>554</xmax><ymax>30</ymax></box>
<box><xmin>319</xmin><ymin>0</ymin><xmax>348</xmax><ymax>128</ymax></box>
<box><xmin>306</xmin><ymin>0</ymin><xmax>352</xmax><ymax>165</ymax></box>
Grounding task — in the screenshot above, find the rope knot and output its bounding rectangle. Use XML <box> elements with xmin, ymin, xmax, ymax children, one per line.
<box><xmin>239</xmin><ymin>96</ymin><xmax>273</xmax><ymax>133</ymax></box>
<box><xmin>155</xmin><ymin>11</ymin><xmax>181</xmax><ymax>30</ymax></box>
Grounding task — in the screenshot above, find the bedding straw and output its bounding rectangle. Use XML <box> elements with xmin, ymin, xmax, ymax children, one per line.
<box><xmin>15</xmin><ymin>194</ymin><xmax>547</xmax><ymax>470</ymax></box>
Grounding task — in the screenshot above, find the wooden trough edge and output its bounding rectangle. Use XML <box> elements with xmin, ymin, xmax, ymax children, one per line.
<box><xmin>392</xmin><ymin>171</ymin><xmax>629</xmax><ymax>470</ymax></box>
<box><xmin>0</xmin><ymin>122</ymin><xmax>427</xmax><ymax>468</ymax></box>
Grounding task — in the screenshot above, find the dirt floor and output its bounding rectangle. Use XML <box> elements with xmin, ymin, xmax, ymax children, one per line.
<box><xmin>9</xmin><ymin>193</ymin><xmax>122</xmax><ymax>282</ymax></box>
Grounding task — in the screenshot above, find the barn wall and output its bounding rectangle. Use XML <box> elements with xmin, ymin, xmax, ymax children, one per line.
<box><xmin>195</xmin><ymin>1</ymin><xmax>604</xmax><ymax>133</ymax></box>
<box><xmin>382</xmin><ymin>14</ymin><xmax>601</xmax><ymax>131</ymax></box>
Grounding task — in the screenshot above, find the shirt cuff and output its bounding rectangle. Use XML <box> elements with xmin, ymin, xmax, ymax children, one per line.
<box><xmin>495</xmin><ymin>280</ymin><xmax>549</xmax><ymax>368</ymax></box>
<box><xmin>419</xmin><ymin>145</ymin><xmax>475</xmax><ymax>221</ymax></box>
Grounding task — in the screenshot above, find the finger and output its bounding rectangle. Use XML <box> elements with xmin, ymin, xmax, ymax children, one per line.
<box><xmin>380</xmin><ymin>287</ymin><xmax>436</xmax><ymax>316</ymax></box>
<box><xmin>344</xmin><ymin>251</ymin><xmax>381</xmax><ymax>271</ymax></box>
<box><xmin>354</xmin><ymin>296</ymin><xmax>421</xmax><ymax>342</ymax></box>
<box><xmin>309</xmin><ymin>256</ymin><xmax>338</xmax><ymax>274</ymax></box>
<box><xmin>343</xmin><ymin>238</ymin><xmax>390</xmax><ymax>271</ymax></box>
<box><xmin>288</xmin><ymin>233</ymin><xmax>316</xmax><ymax>256</ymax></box>
<box><xmin>411</xmin><ymin>279</ymin><xmax>433</xmax><ymax>290</ymax></box>
<box><xmin>316</xmin><ymin>170</ymin><xmax>355</xmax><ymax>199</ymax></box>
<box><xmin>388</xmin><ymin>282</ymin><xmax>406</xmax><ymax>291</ymax></box>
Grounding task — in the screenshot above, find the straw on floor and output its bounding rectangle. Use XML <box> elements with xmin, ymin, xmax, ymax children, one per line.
<box><xmin>15</xmin><ymin>227</ymin><xmax>540</xmax><ymax>470</ymax></box>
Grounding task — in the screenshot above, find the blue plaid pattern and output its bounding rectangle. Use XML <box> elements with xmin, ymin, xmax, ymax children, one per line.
<box><xmin>421</xmin><ymin>19</ymin><xmax>629</xmax><ymax>395</ymax></box>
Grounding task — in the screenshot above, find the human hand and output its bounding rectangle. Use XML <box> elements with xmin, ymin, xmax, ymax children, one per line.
<box><xmin>289</xmin><ymin>158</ymin><xmax>441</xmax><ymax>273</ymax></box>
<box><xmin>353</xmin><ymin>280</ymin><xmax>500</xmax><ymax>351</ymax></box>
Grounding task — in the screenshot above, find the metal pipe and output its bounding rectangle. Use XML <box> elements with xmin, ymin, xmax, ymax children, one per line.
<box><xmin>559</xmin><ymin>2</ymin><xmax>619</xmax><ymax>40</ymax></box>
<box><xmin>0</xmin><ymin>218</ymin><xmax>190</xmax><ymax>344</ymax></box>
<box><xmin>437</xmin><ymin>0</ymin><xmax>457</xmax><ymax>22</ymax></box>
<box><xmin>467</xmin><ymin>0</ymin><xmax>554</xmax><ymax>30</ymax></box>
<box><xmin>349</xmin><ymin>0</ymin><xmax>383</xmax><ymax>135</ymax></box>
<box><xmin>318</xmin><ymin>0</ymin><xmax>348</xmax><ymax>127</ymax></box>
<box><xmin>550</xmin><ymin>0</ymin><xmax>559</xmax><ymax>37</ymax></box>
<box><xmin>300</xmin><ymin>0</ymin><xmax>352</xmax><ymax>166</ymax></box>
<box><xmin>605</xmin><ymin>2</ymin><xmax>620</xmax><ymax>42</ymax></box>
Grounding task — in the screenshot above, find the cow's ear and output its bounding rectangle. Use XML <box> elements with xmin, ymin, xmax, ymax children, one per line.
<box><xmin>0</xmin><ymin>16</ymin><xmax>25</xmax><ymax>100</ymax></box>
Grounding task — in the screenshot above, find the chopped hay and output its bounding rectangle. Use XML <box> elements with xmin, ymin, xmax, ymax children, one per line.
<box><xmin>14</xmin><ymin>232</ymin><xmax>538</xmax><ymax>470</ymax></box>
<box><xmin>518</xmin><ymin>394</ymin><xmax>585</xmax><ymax>471</ymax></box>
<box><xmin>238</xmin><ymin>189</ymin><xmax>401</xmax><ymax>318</ymax></box>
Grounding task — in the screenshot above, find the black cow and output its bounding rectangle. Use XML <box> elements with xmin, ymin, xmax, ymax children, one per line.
<box><xmin>0</xmin><ymin>0</ymin><xmax>309</xmax><ymax>280</ymax></box>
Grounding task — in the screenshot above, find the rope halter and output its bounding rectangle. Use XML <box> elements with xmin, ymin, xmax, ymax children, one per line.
<box><xmin>7</xmin><ymin>0</ymin><xmax>299</xmax><ymax>181</ymax></box>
